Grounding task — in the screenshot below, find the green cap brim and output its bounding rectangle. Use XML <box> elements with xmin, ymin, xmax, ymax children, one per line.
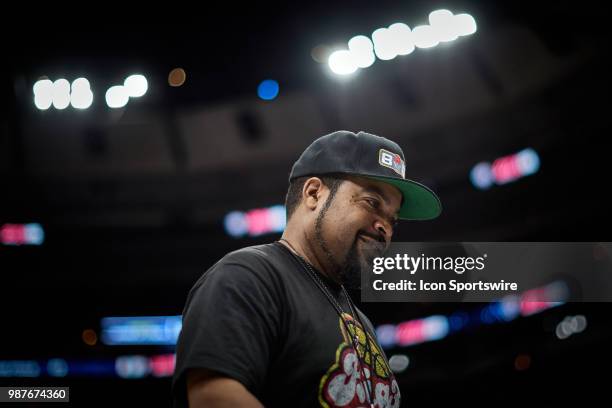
<box><xmin>366</xmin><ymin>175</ymin><xmax>442</xmax><ymax>220</ymax></box>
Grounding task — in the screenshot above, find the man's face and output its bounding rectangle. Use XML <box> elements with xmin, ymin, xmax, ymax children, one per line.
<box><xmin>313</xmin><ymin>175</ymin><xmax>402</xmax><ymax>288</ymax></box>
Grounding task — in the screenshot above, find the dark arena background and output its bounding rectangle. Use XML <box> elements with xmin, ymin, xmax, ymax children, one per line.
<box><xmin>2</xmin><ymin>1</ymin><xmax>611</xmax><ymax>406</ymax></box>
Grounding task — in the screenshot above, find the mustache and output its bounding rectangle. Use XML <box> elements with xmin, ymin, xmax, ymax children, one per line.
<box><xmin>357</xmin><ymin>231</ymin><xmax>388</xmax><ymax>256</ymax></box>
<box><xmin>360</xmin><ymin>231</ymin><xmax>386</xmax><ymax>243</ymax></box>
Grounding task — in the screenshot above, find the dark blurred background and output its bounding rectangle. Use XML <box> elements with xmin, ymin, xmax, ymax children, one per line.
<box><xmin>2</xmin><ymin>1</ymin><xmax>611</xmax><ymax>406</ymax></box>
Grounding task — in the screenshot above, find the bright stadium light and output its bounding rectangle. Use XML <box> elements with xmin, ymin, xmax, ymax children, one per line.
<box><xmin>124</xmin><ymin>74</ymin><xmax>148</xmax><ymax>98</ymax></box>
<box><xmin>388</xmin><ymin>23</ymin><xmax>414</xmax><ymax>56</ymax></box>
<box><xmin>429</xmin><ymin>9</ymin><xmax>458</xmax><ymax>42</ymax></box>
<box><xmin>328</xmin><ymin>50</ymin><xmax>358</xmax><ymax>75</ymax></box>
<box><xmin>33</xmin><ymin>79</ymin><xmax>53</xmax><ymax>110</ymax></box>
<box><xmin>348</xmin><ymin>35</ymin><xmax>375</xmax><ymax>68</ymax></box>
<box><xmin>454</xmin><ymin>13</ymin><xmax>477</xmax><ymax>36</ymax></box>
<box><xmin>51</xmin><ymin>79</ymin><xmax>71</xmax><ymax>110</ymax></box>
<box><xmin>105</xmin><ymin>85</ymin><xmax>129</xmax><ymax>108</ymax></box>
<box><xmin>412</xmin><ymin>25</ymin><xmax>440</xmax><ymax>49</ymax></box>
<box><xmin>34</xmin><ymin>77</ymin><xmax>94</xmax><ymax>110</ymax></box>
<box><xmin>70</xmin><ymin>77</ymin><xmax>93</xmax><ymax>109</ymax></box>
<box><xmin>325</xmin><ymin>9</ymin><xmax>476</xmax><ymax>75</ymax></box>
<box><xmin>70</xmin><ymin>88</ymin><xmax>94</xmax><ymax>109</ymax></box>
<box><xmin>71</xmin><ymin>77</ymin><xmax>90</xmax><ymax>90</ymax></box>
<box><xmin>371</xmin><ymin>28</ymin><xmax>398</xmax><ymax>60</ymax></box>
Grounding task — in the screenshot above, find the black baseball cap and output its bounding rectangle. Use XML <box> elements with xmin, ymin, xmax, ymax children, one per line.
<box><xmin>289</xmin><ymin>130</ymin><xmax>442</xmax><ymax>220</ymax></box>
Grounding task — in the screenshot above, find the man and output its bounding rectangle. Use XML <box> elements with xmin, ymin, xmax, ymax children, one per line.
<box><xmin>172</xmin><ymin>130</ymin><xmax>442</xmax><ymax>407</ymax></box>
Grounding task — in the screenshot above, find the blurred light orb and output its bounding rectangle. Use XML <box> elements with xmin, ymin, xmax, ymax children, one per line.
<box><xmin>168</xmin><ymin>68</ymin><xmax>186</xmax><ymax>87</ymax></box>
<box><xmin>124</xmin><ymin>74</ymin><xmax>148</xmax><ymax>97</ymax></box>
<box><xmin>257</xmin><ymin>79</ymin><xmax>279</xmax><ymax>100</ymax></box>
<box><xmin>328</xmin><ymin>50</ymin><xmax>358</xmax><ymax>75</ymax></box>
<box><xmin>51</xmin><ymin>79</ymin><xmax>71</xmax><ymax>110</ymax></box>
<box><xmin>33</xmin><ymin>79</ymin><xmax>53</xmax><ymax>110</ymax></box>
<box><xmin>412</xmin><ymin>25</ymin><xmax>440</xmax><ymax>49</ymax></box>
<box><xmin>82</xmin><ymin>329</ymin><xmax>98</xmax><ymax>346</ymax></box>
<box><xmin>389</xmin><ymin>354</ymin><xmax>410</xmax><ymax>373</ymax></box>
<box><xmin>372</xmin><ymin>28</ymin><xmax>397</xmax><ymax>60</ymax></box>
<box><xmin>348</xmin><ymin>35</ymin><xmax>375</xmax><ymax>68</ymax></box>
<box><xmin>105</xmin><ymin>85</ymin><xmax>129</xmax><ymax>108</ymax></box>
<box><xmin>429</xmin><ymin>9</ymin><xmax>458</xmax><ymax>42</ymax></box>
<box><xmin>70</xmin><ymin>77</ymin><xmax>93</xmax><ymax>109</ymax></box>
<box><xmin>311</xmin><ymin>44</ymin><xmax>332</xmax><ymax>63</ymax></box>
<box><xmin>454</xmin><ymin>13</ymin><xmax>477</xmax><ymax>36</ymax></box>
<box><xmin>388</xmin><ymin>23</ymin><xmax>414</xmax><ymax>56</ymax></box>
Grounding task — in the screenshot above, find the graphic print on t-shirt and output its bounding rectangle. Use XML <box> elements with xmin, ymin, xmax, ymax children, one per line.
<box><xmin>318</xmin><ymin>314</ymin><xmax>400</xmax><ymax>408</ymax></box>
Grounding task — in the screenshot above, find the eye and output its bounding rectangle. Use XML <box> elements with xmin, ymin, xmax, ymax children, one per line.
<box><xmin>364</xmin><ymin>197</ymin><xmax>379</xmax><ymax>209</ymax></box>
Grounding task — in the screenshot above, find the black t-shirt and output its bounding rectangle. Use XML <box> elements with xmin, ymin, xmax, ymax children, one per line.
<box><xmin>172</xmin><ymin>242</ymin><xmax>401</xmax><ymax>407</ymax></box>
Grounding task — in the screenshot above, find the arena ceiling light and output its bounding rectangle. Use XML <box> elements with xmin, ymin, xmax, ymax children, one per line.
<box><xmin>33</xmin><ymin>79</ymin><xmax>54</xmax><ymax>110</ymax></box>
<box><xmin>105</xmin><ymin>85</ymin><xmax>129</xmax><ymax>109</ymax></box>
<box><xmin>70</xmin><ymin>78</ymin><xmax>93</xmax><ymax>109</ymax></box>
<box><xmin>327</xmin><ymin>9</ymin><xmax>477</xmax><ymax>76</ymax></box>
<box><xmin>33</xmin><ymin>73</ymin><xmax>149</xmax><ymax>110</ymax></box>
<box><xmin>123</xmin><ymin>74</ymin><xmax>148</xmax><ymax>98</ymax></box>
<box><xmin>33</xmin><ymin>77</ymin><xmax>93</xmax><ymax>110</ymax></box>
<box><xmin>327</xmin><ymin>50</ymin><xmax>358</xmax><ymax>75</ymax></box>
<box><xmin>51</xmin><ymin>79</ymin><xmax>71</xmax><ymax>110</ymax></box>
<box><xmin>105</xmin><ymin>74</ymin><xmax>149</xmax><ymax>109</ymax></box>
<box><xmin>348</xmin><ymin>35</ymin><xmax>376</xmax><ymax>68</ymax></box>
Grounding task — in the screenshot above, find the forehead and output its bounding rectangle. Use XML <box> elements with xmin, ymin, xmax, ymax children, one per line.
<box><xmin>342</xmin><ymin>175</ymin><xmax>403</xmax><ymax>206</ymax></box>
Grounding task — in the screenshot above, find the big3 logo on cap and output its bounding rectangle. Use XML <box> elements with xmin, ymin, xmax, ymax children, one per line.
<box><xmin>378</xmin><ymin>149</ymin><xmax>406</xmax><ymax>178</ymax></box>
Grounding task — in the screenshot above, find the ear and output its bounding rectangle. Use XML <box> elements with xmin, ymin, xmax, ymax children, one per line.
<box><xmin>302</xmin><ymin>177</ymin><xmax>324</xmax><ymax>211</ymax></box>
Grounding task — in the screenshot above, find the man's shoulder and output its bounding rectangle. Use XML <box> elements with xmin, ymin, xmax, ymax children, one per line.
<box><xmin>201</xmin><ymin>242</ymin><xmax>289</xmax><ymax>282</ymax></box>
<box><xmin>187</xmin><ymin>242</ymin><xmax>293</xmax><ymax>302</ymax></box>
<box><xmin>220</xmin><ymin>242</ymin><xmax>284</xmax><ymax>267</ymax></box>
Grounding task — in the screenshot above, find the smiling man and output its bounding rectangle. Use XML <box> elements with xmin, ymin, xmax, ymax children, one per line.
<box><xmin>172</xmin><ymin>130</ymin><xmax>442</xmax><ymax>408</ymax></box>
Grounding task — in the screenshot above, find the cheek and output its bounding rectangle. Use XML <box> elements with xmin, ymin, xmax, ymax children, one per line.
<box><xmin>323</xmin><ymin>205</ymin><xmax>354</xmax><ymax>231</ymax></box>
<box><xmin>324</xmin><ymin>206</ymin><xmax>361</xmax><ymax>240</ymax></box>
<box><xmin>343</xmin><ymin>206</ymin><xmax>373</xmax><ymax>231</ymax></box>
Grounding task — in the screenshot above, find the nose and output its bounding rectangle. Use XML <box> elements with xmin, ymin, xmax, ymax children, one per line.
<box><xmin>373</xmin><ymin>217</ymin><xmax>393</xmax><ymax>244</ymax></box>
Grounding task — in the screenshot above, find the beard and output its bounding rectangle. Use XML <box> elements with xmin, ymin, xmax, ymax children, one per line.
<box><xmin>314</xmin><ymin>203</ymin><xmax>386</xmax><ymax>289</ymax></box>
<box><xmin>339</xmin><ymin>236</ymin><xmax>386</xmax><ymax>289</ymax></box>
